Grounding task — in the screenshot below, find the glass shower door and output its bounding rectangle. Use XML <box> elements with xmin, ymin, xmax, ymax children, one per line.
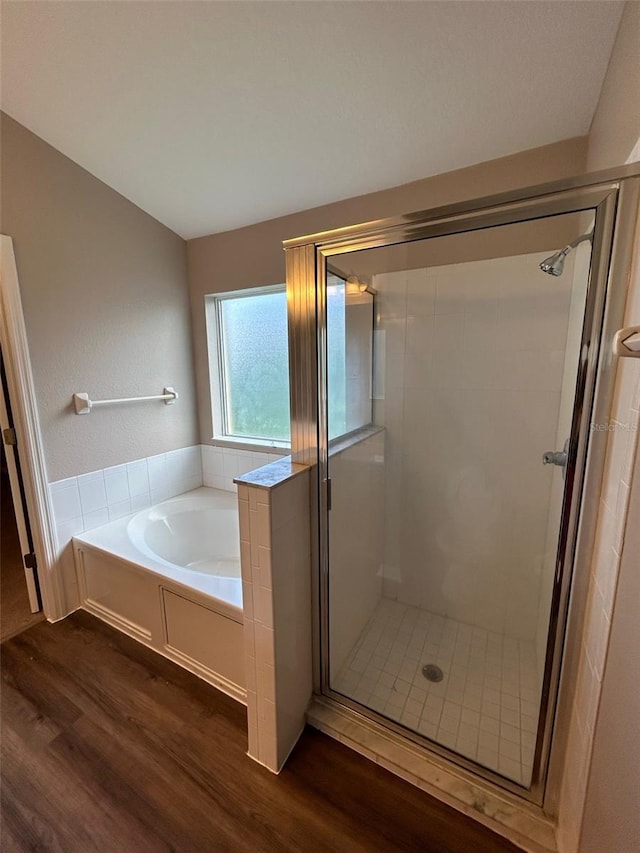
<box><xmin>323</xmin><ymin>212</ymin><xmax>594</xmax><ymax>790</ymax></box>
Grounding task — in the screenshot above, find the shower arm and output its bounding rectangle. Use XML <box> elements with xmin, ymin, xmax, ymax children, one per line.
<box><xmin>565</xmin><ymin>231</ymin><xmax>594</xmax><ymax>253</ymax></box>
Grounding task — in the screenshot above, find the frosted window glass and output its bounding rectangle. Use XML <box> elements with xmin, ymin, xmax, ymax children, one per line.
<box><xmin>327</xmin><ymin>279</ymin><xmax>347</xmax><ymax>440</ymax></box>
<box><xmin>219</xmin><ymin>291</ymin><xmax>291</xmax><ymax>441</ymax></box>
<box><xmin>213</xmin><ymin>278</ymin><xmax>369</xmax><ymax>444</ymax></box>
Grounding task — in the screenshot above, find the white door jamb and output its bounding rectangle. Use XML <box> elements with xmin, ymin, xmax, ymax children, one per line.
<box><xmin>0</xmin><ymin>235</ymin><xmax>65</xmax><ymax>620</ymax></box>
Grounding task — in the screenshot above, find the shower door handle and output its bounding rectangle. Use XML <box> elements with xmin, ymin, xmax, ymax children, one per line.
<box><xmin>542</xmin><ymin>450</ymin><xmax>567</xmax><ymax>467</ymax></box>
<box><xmin>542</xmin><ymin>439</ymin><xmax>569</xmax><ymax>476</ymax></box>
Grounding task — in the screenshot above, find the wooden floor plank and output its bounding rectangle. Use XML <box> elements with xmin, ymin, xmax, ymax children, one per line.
<box><xmin>1</xmin><ymin>613</ymin><xmax>521</xmax><ymax>852</ymax></box>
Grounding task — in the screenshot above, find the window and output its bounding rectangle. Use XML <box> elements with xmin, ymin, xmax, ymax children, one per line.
<box><xmin>206</xmin><ymin>278</ymin><xmax>373</xmax><ymax>447</ymax></box>
<box><xmin>206</xmin><ymin>286</ymin><xmax>291</xmax><ymax>445</ymax></box>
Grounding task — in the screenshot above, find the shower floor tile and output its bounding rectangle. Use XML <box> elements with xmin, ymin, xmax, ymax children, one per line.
<box><xmin>332</xmin><ymin>598</ymin><xmax>541</xmax><ymax>787</ymax></box>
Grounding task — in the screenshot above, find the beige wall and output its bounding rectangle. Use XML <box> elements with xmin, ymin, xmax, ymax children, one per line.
<box><xmin>587</xmin><ymin>1</ymin><xmax>640</xmax><ymax>171</ymax></box>
<box><xmin>187</xmin><ymin>137</ymin><xmax>587</xmax><ymax>444</ymax></box>
<box><xmin>0</xmin><ymin>114</ymin><xmax>198</xmax><ymax>482</ymax></box>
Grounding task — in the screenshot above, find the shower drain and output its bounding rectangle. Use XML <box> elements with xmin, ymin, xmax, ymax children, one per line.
<box><xmin>422</xmin><ymin>664</ymin><xmax>444</xmax><ymax>683</ymax></box>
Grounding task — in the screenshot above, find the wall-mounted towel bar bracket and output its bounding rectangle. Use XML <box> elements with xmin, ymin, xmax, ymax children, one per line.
<box><xmin>613</xmin><ymin>325</ymin><xmax>640</xmax><ymax>358</ymax></box>
<box><xmin>73</xmin><ymin>387</ymin><xmax>178</xmax><ymax>415</ymax></box>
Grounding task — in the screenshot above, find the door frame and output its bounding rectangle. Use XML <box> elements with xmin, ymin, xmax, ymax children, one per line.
<box><xmin>0</xmin><ymin>235</ymin><xmax>65</xmax><ymax>621</ymax></box>
<box><xmin>283</xmin><ymin>162</ymin><xmax>640</xmax><ymax>809</ymax></box>
<box><xmin>0</xmin><ymin>360</ymin><xmax>40</xmax><ymax>612</ymax></box>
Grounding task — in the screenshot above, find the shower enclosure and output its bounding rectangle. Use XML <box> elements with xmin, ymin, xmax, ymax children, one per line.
<box><xmin>284</xmin><ymin>166</ymin><xmax>639</xmax><ymax>804</ymax></box>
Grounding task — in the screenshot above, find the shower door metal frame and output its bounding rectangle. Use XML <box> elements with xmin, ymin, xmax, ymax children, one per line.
<box><xmin>284</xmin><ymin>162</ymin><xmax>640</xmax><ymax>808</ymax></box>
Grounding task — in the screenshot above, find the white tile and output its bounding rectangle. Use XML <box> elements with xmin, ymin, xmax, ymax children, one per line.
<box><xmin>477</xmin><ymin>747</ymin><xmax>499</xmax><ymax>770</ymax></box>
<box><xmin>108</xmin><ymin>499</ymin><xmax>132</xmax><ymax>521</ymax></box>
<box><xmin>479</xmin><ymin>715</ymin><xmax>500</xmax><ymax>735</ymax></box>
<box><xmin>254</xmin><ymin>622</ymin><xmax>275</xmax><ymax>665</ymax></box>
<box><xmin>166</xmin><ymin>449</ymin><xmax>189</xmax><ymax>496</ymax></box>
<box><xmin>150</xmin><ymin>487</ymin><xmax>168</xmax><ymax>505</ymax></box>
<box><xmin>478</xmin><ymin>731</ymin><xmax>499</xmax><ymax>753</ymax></box>
<box><xmin>257</xmin><ymin>663</ymin><xmax>276</xmax><ymax>702</ymax></box>
<box><xmin>457</xmin><ymin>723</ymin><xmax>479</xmax><ymax>745</ymax></box>
<box><xmin>393</xmin><ymin>679</ymin><xmax>411</xmax><ymax>696</ymax></box>
<box><xmin>77</xmin><ymin>471</ymin><xmax>107</xmax><ymax>515</ymax></box>
<box><xmin>211</xmin><ymin>475</ymin><xmax>227</xmax><ymax>491</ymax></box>
<box><xmin>147</xmin><ymin>454</ymin><xmax>168</xmax><ymax>496</ymax></box>
<box><xmin>481</xmin><ymin>700</ymin><xmax>501</xmax><ymax>720</ymax></box>
<box><xmin>182</xmin><ymin>445</ymin><xmax>203</xmax><ymax>480</ymax></box>
<box><xmin>461</xmin><ymin>708</ymin><xmax>480</xmax><ymax>728</ymax></box>
<box><xmin>333</xmin><ymin>599</ymin><xmax>539</xmax><ymax>784</ymax></box>
<box><xmin>437</xmin><ymin>729</ymin><xmax>459</xmax><ymax>750</ymax></box>
<box><xmin>439</xmin><ymin>713</ymin><xmax>460</xmax><ymax>735</ymax></box>
<box><xmin>378</xmin><ymin>671</ymin><xmax>396</xmax><ymax>689</ymax></box>
<box><xmin>404</xmin><ymin>697</ymin><xmax>425</xmax><ymax>718</ymax></box>
<box><xmin>457</xmin><ymin>737</ymin><xmax>478</xmax><ymax>760</ymax></box>
<box><xmin>499</xmin><ymin>738</ymin><xmax>521</xmax><ymax>762</ymax></box>
<box><xmin>50</xmin><ymin>479</ymin><xmax>81</xmax><ymax>522</ymax></box>
<box><xmin>223</xmin><ymin>450</ymin><xmax>240</xmax><ymax>478</ymax></box>
<box><xmin>130</xmin><ymin>493</ymin><xmax>151</xmax><ymax>512</ymax></box>
<box><xmin>498</xmin><ymin>756</ymin><xmax>522</xmax><ymax>784</ymax></box>
<box><xmin>255</xmin><ymin>585</ymin><xmax>273</xmax><ymax>629</ymax></box>
<box><xmin>126</xmin><ymin>460</ymin><xmax>150</xmax><ymax>497</ymax></box>
<box><xmin>385</xmin><ymin>691</ymin><xmax>407</xmax><ymax>712</ymax></box>
<box><xmin>104</xmin><ymin>466</ymin><xmax>129</xmax><ymax>505</ymax></box>
<box><xmin>371</xmin><ymin>683</ymin><xmax>391</xmax><ymax>703</ymax></box>
<box><xmin>82</xmin><ymin>507</ymin><xmax>109</xmax><ymax>530</ymax></box>
<box><xmin>206</xmin><ymin>446</ymin><xmax>225</xmax><ymax>476</ymax></box>
<box><xmin>257</xmin><ymin>503</ymin><xmax>270</xmax><ymax>548</ymax></box>
<box><xmin>500</xmin><ymin>722</ymin><xmax>520</xmax><ymax>745</ymax></box>
<box><xmin>501</xmin><ymin>707</ymin><xmax>520</xmax><ymax>727</ymax></box>
<box><xmin>55</xmin><ymin>515</ymin><xmax>84</xmax><ymax>549</ymax></box>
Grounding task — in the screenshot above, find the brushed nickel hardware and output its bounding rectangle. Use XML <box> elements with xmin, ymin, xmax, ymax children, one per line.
<box><xmin>543</xmin><ymin>441</ymin><xmax>569</xmax><ymax>469</ymax></box>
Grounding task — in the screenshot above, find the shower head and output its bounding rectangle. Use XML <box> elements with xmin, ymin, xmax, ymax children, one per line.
<box><xmin>539</xmin><ymin>248</ymin><xmax>570</xmax><ymax>277</ymax></box>
<box><xmin>539</xmin><ymin>231</ymin><xmax>593</xmax><ymax>277</ymax></box>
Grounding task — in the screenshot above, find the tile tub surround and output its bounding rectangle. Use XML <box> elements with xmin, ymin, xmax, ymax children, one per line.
<box><xmin>49</xmin><ymin>443</ymin><xmax>284</xmax><ymax>614</ymax></box>
<box><xmin>49</xmin><ymin>446</ymin><xmax>204</xmax><ymax>548</ymax></box>
<box><xmin>50</xmin><ymin>444</ymin><xmax>286</xmax><ymax>547</ymax></box>
<box><xmin>236</xmin><ymin>460</ymin><xmax>312</xmax><ymax>773</ymax></box>
<box><xmin>202</xmin><ymin>445</ymin><xmax>285</xmax><ymax>492</ymax></box>
<box><xmin>333</xmin><ymin>599</ymin><xmax>539</xmax><ymax>787</ymax></box>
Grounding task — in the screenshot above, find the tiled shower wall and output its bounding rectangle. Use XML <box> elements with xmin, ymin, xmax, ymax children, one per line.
<box><xmin>557</xmin><ymin>219</ymin><xmax>640</xmax><ymax>853</ymax></box>
<box><xmin>49</xmin><ymin>444</ymin><xmax>284</xmax><ymax>614</ymax></box>
<box><xmin>535</xmin><ymin>241</ymin><xmax>590</xmax><ymax>681</ymax></box>
<box><xmin>373</xmin><ymin>253</ymin><xmax>575</xmax><ymax>643</ymax></box>
<box><xmin>329</xmin><ymin>430</ymin><xmax>385</xmax><ymax>674</ymax></box>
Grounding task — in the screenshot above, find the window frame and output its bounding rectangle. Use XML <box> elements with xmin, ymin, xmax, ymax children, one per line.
<box><xmin>205</xmin><ymin>277</ymin><xmax>375</xmax><ymax>450</ymax></box>
<box><xmin>205</xmin><ymin>284</ymin><xmax>292</xmax><ymax>450</ymax></box>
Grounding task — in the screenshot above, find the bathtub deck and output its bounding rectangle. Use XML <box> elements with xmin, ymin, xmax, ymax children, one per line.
<box><xmin>1</xmin><ymin>612</ymin><xmax>521</xmax><ymax>853</ymax></box>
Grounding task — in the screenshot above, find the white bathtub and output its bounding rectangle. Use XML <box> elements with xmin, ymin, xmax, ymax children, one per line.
<box><xmin>74</xmin><ymin>487</ymin><xmax>242</xmax><ymax>614</ymax></box>
<box><xmin>128</xmin><ymin>492</ymin><xmax>240</xmax><ymax>579</ymax></box>
<box><xmin>72</xmin><ymin>487</ymin><xmax>245</xmax><ymax>700</ymax></box>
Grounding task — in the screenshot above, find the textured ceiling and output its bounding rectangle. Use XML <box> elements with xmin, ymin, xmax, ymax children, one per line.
<box><xmin>1</xmin><ymin>1</ymin><xmax>624</xmax><ymax>238</ymax></box>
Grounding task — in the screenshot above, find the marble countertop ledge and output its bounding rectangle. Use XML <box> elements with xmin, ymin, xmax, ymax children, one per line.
<box><xmin>234</xmin><ymin>455</ymin><xmax>309</xmax><ymax>490</ymax></box>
